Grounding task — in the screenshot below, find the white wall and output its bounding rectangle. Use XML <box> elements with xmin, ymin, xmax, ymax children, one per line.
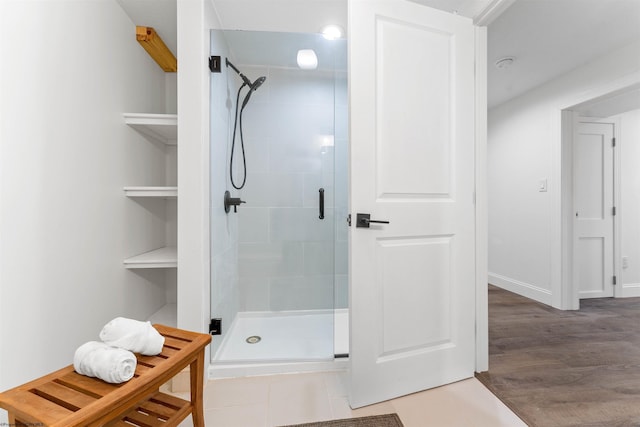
<box><xmin>234</xmin><ymin>65</ymin><xmax>344</xmax><ymax>313</ymax></box>
<box><xmin>0</xmin><ymin>0</ymin><xmax>170</xmax><ymax>417</ymax></box>
<box><xmin>176</xmin><ymin>0</ymin><xmax>217</xmax><ymax>338</ymax></box>
<box><xmin>619</xmin><ymin>109</ymin><xmax>640</xmax><ymax>292</ymax></box>
<box><xmin>488</xmin><ymin>40</ymin><xmax>640</xmax><ymax>306</ymax></box>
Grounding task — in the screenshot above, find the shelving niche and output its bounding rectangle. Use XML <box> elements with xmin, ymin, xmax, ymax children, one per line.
<box><xmin>124</xmin><ymin>113</ymin><xmax>177</xmax><ymax>327</ymax></box>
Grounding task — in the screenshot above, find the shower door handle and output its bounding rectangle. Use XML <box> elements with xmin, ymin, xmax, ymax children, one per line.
<box><xmin>319</xmin><ymin>188</ymin><xmax>325</xmax><ymax>220</ymax></box>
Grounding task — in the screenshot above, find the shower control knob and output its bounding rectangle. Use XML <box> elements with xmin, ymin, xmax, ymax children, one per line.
<box><xmin>224</xmin><ymin>190</ymin><xmax>246</xmax><ymax>213</ymax></box>
<box><xmin>232</xmin><ymin>200</ymin><xmax>246</xmax><ymax>213</ymax></box>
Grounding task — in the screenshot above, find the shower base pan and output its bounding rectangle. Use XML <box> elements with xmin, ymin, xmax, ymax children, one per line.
<box><xmin>210</xmin><ymin>309</ymin><xmax>348</xmax><ymax>378</ymax></box>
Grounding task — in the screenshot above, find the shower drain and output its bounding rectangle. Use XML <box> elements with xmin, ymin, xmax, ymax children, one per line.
<box><xmin>246</xmin><ymin>335</ymin><xmax>261</xmax><ymax>344</ymax></box>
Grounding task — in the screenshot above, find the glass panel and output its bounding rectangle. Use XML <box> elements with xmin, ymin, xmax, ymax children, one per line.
<box><xmin>210</xmin><ymin>30</ymin><xmax>344</xmax><ymax>364</ymax></box>
<box><xmin>333</xmin><ymin>43</ymin><xmax>349</xmax><ymax>357</ymax></box>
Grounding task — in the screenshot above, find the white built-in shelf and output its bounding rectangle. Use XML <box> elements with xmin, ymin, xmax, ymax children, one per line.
<box><xmin>124</xmin><ymin>246</ymin><xmax>177</xmax><ymax>269</ymax></box>
<box><xmin>124</xmin><ymin>186</ymin><xmax>177</xmax><ymax>198</ymax></box>
<box><xmin>147</xmin><ymin>303</ymin><xmax>177</xmax><ymax>328</ymax></box>
<box><xmin>124</xmin><ymin>113</ymin><xmax>177</xmax><ymax>145</ymax></box>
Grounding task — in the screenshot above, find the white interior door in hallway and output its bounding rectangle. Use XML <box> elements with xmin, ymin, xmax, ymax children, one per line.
<box><xmin>574</xmin><ymin>119</ymin><xmax>615</xmax><ymax>299</ymax></box>
<box><xmin>348</xmin><ymin>0</ymin><xmax>480</xmax><ymax>408</ymax></box>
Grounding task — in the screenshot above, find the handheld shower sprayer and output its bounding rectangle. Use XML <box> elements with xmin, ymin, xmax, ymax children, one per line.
<box><xmin>241</xmin><ymin>76</ymin><xmax>267</xmax><ymax>110</ymax></box>
<box><xmin>225</xmin><ymin>58</ymin><xmax>267</xmax><ymax>190</ymax></box>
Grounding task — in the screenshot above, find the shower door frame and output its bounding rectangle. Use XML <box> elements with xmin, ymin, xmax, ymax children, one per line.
<box><xmin>208</xmin><ymin>29</ymin><xmax>346</xmax><ymax>366</ymax></box>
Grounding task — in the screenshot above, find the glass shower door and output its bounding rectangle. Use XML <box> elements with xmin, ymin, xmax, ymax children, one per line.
<box><xmin>210</xmin><ymin>30</ymin><xmax>340</xmax><ymax>364</ymax></box>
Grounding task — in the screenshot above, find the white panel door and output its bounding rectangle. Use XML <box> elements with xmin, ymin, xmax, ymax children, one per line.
<box><xmin>349</xmin><ymin>0</ymin><xmax>477</xmax><ymax>408</ymax></box>
<box><xmin>574</xmin><ymin>120</ymin><xmax>615</xmax><ymax>299</ymax></box>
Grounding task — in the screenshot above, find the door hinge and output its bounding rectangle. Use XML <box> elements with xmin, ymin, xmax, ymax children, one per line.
<box><xmin>613</xmin><ymin>206</ymin><xmax>617</xmax><ymax>216</ymax></box>
<box><xmin>347</xmin><ymin>214</ymin><xmax>352</xmax><ymax>227</ymax></box>
<box><xmin>209</xmin><ymin>318</ymin><xmax>222</xmax><ymax>335</ymax></box>
<box><xmin>612</xmin><ymin>137</ymin><xmax>616</xmax><ymax>147</ymax></box>
<box><xmin>209</xmin><ymin>56</ymin><xmax>221</xmax><ymax>73</ymax></box>
<box><xmin>613</xmin><ymin>275</ymin><xmax>617</xmax><ymax>285</ymax></box>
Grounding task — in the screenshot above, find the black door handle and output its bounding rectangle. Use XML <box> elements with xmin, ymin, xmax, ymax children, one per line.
<box><xmin>319</xmin><ymin>188</ymin><xmax>325</xmax><ymax>220</ymax></box>
<box><xmin>356</xmin><ymin>213</ymin><xmax>389</xmax><ymax>228</ymax></box>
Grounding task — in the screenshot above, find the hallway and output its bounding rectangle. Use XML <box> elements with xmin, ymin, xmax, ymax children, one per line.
<box><xmin>477</xmin><ymin>285</ymin><xmax>640</xmax><ymax>426</ymax></box>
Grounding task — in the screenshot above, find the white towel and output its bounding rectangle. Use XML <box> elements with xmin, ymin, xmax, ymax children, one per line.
<box><xmin>73</xmin><ymin>341</ymin><xmax>136</xmax><ymax>384</ymax></box>
<box><xmin>99</xmin><ymin>317</ymin><xmax>165</xmax><ymax>356</ymax></box>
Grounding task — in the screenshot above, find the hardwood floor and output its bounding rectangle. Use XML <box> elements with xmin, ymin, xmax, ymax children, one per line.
<box><xmin>476</xmin><ymin>285</ymin><xmax>640</xmax><ymax>427</ymax></box>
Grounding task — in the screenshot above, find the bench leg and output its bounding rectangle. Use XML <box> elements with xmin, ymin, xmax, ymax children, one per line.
<box><xmin>190</xmin><ymin>350</ymin><xmax>206</xmax><ymax>427</ymax></box>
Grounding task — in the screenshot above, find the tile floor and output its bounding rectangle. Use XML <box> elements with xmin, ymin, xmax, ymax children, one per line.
<box><xmin>175</xmin><ymin>371</ymin><xmax>526</xmax><ymax>427</ymax></box>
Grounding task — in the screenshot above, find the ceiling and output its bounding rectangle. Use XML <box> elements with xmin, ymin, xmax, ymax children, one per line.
<box><xmin>488</xmin><ymin>0</ymin><xmax>640</xmax><ymax>107</ymax></box>
<box><xmin>413</xmin><ymin>0</ymin><xmax>502</xmax><ymax>21</ymax></box>
<box><xmin>117</xmin><ymin>0</ymin><xmax>640</xmax><ymax>109</ymax></box>
<box><xmin>222</xmin><ymin>30</ymin><xmax>348</xmax><ymax>71</ymax></box>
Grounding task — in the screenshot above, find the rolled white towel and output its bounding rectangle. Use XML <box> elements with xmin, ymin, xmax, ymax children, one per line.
<box><xmin>99</xmin><ymin>317</ymin><xmax>165</xmax><ymax>356</ymax></box>
<box><xmin>73</xmin><ymin>341</ymin><xmax>136</xmax><ymax>384</ymax></box>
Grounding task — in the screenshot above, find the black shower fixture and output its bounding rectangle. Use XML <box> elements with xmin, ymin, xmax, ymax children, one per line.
<box><xmin>225</xmin><ymin>58</ymin><xmax>267</xmax><ymax>190</ymax></box>
<box><xmin>226</xmin><ymin>59</ymin><xmax>253</xmax><ymax>87</ymax></box>
<box><xmin>224</xmin><ymin>190</ymin><xmax>245</xmax><ymax>213</ymax></box>
<box><xmin>241</xmin><ymin>76</ymin><xmax>266</xmax><ymax>109</ymax></box>
<box><xmin>226</xmin><ymin>59</ymin><xmax>267</xmax><ymax>112</ymax></box>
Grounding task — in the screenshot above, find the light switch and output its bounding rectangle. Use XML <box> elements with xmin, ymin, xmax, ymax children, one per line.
<box><xmin>623</xmin><ymin>256</ymin><xmax>629</xmax><ymax>269</ymax></box>
<box><xmin>538</xmin><ymin>179</ymin><xmax>548</xmax><ymax>192</ymax></box>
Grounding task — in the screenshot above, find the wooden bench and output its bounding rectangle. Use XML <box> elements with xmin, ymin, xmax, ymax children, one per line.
<box><xmin>0</xmin><ymin>324</ymin><xmax>211</xmax><ymax>427</ymax></box>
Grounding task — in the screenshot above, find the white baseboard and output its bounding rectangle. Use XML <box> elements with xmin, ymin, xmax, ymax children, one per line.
<box><xmin>620</xmin><ymin>282</ymin><xmax>640</xmax><ymax>298</ymax></box>
<box><xmin>489</xmin><ymin>273</ymin><xmax>553</xmax><ymax>305</ymax></box>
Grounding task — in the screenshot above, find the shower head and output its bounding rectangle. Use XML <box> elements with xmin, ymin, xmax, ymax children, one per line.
<box><xmin>251</xmin><ymin>76</ymin><xmax>266</xmax><ymax>91</ymax></box>
<box><xmin>226</xmin><ymin>57</ymin><xmax>266</xmax><ymax>110</ymax></box>
<box><xmin>241</xmin><ymin>76</ymin><xmax>267</xmax><ymax>110</ymax></box>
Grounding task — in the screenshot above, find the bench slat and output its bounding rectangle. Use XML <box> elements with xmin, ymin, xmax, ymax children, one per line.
<box><xmin>123</xmin><ymin>408</ymin><xmax>167</xmax><ymax>427</ymax></box>
<box><xmin>134</xmin><ymin>364</ymin><xmax>153</xmax><ymax>376</ymax></box>
<box><xmin>136</xmin><ymin>400</ymin><xmax>174</xmax><ymax>419</ymax></box>
<box><xmin>157</xmin><ymin>327</ymin><xmax>197</xmax><ymax>342</ymax></box>
<box><xmin>136</xmin><ymin>354</ymin><xmax>167</xmax><ymax>367</ymax></box>
<box><xmin>33</xmin><ymin>381</ymin><xmax>96</xmax><ymax>411</ymax></box>
<box><xmin>104</xmin><ymin>421</ymin><xmax>131</xmax><ymax>427</ymax></box>
<box><xmin>5</xmin><ymin>391</ymin><xmax>73</xmax><ymax>424</ymax></box>
<box><xmin>57</xmin><ymin>371</ymin><xmax>120</xmax><ymax>398</ymax></box>
<box><xmin>163</xmin><ymin>336</ymin><xmax>189</xmax><ymax>350</ymax></box>
<box><xmin>102</xmin><ymin>392</ymin><xmax>190</xmax><ymax>427</ymax></box>
<box><xmin>151</xmin><ymin>391</ymin><xmax>190</xmax><ymax>409</ymax></box>
<box><xmin>138</xmin><ymin>396</ymin><xmax>187</xmax><ymax>418</ymax></box>
<box><xmin>159</xmin><ymin>346</ymin><xmax>179</xmax><ymax>358</ymax></box>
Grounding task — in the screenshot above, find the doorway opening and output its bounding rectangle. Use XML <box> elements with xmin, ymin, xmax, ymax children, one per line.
<box><xmin>560</xmin><ymin>82</ymin><xmax>640</xmax><ymax>309</ymax></box>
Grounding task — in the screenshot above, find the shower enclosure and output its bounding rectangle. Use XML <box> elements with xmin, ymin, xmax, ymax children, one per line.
<box><xmin>209</xmin><ymin>29</ymin><xmax>348</xmax><ymax>373</ymax></box>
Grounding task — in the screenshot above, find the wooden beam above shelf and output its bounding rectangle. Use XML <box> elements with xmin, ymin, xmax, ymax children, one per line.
<box><xmin>136</xmin><ymin>26</ymin><xmax>177</xmax><ymax>72</ymax></box>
